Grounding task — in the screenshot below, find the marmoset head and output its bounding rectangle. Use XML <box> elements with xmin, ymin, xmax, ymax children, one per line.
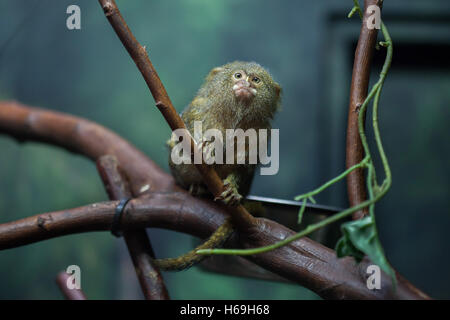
<box><xmin>201</xmin><ymin>61</ymin><xmax>282</xmax><ymax>114</ymax></box>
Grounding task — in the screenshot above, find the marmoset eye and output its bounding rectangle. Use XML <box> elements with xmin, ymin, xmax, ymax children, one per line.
<box><xmin>252</xmin><ymin>76</ymin><xmax>261</xmax><ymax>83</ymax></box>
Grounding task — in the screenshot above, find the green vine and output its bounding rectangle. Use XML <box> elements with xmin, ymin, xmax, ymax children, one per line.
<box><xmin>198</xmin><ymin>0</ymin><xmax>396</xmax><ymax>285</ymax></box>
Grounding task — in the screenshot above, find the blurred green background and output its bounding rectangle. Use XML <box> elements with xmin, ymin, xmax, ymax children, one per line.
<box><xmin>0</xmin><ymin>0</ymin><xmax>449</xmax><ymax>299</ymax></box>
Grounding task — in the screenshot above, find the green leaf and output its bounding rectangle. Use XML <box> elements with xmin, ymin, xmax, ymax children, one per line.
<box><xmin>335</xmin><ymin>216</ymin><xmax>397</xmax><ymax>286</ymax></box>
<box><xmin>336</xmin><ymin>234</ymin><xmax>365</xmax><ymax>262</ymax></box>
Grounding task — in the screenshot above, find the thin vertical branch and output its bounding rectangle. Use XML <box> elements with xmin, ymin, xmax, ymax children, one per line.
<box><xmin>346</xmin><ymin>0</ymin><xmax>383</xmax><ymax>220</ymax></box>
<box><xmin>96</xmin><ymin>155</ymin><xmax>169</xmax><ymax>300</ymax></box>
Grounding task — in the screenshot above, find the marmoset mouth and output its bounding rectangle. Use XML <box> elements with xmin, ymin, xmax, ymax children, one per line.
<box><xmin>233</xmin><ymin>83</ymin><xmax>257</xmax><ymax>101</ymax></box>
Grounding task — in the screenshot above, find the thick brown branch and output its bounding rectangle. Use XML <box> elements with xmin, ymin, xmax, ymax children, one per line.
<box><xmin>96</xmin><ymin>155</ymin><xmax>169</xmax><ymax>300</ymax></box>
<box><xmin>97</xmin><ymin>0</ymin><xmax>255</xmax><ymax>231</ymax></box>
<box><xmin>346</xmin><ymin>0</ymin><xmax>383</xmax><ymax>220</ymax></box>
<box><xmin>0</xmin><ymin>101</ymin><xmax>175</xmax><ymax>196</ymax></box>
<box><xmin>0</xmin><ymin>192</ymin><xmax>429</xmax><ymax>300</ymax></box>
<box><xmin>0</xmin><ymin>102</ymin><xmax>429</xmax><ymax>299</ymax></box>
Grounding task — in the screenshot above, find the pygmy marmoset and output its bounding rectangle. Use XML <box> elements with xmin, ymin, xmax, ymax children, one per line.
<box><xmin>168</xmin><ymin>61</ymin><xmax>281</xmax><ymax>204</ymax></box>
<box><xmin>156</xmin><ymin>61</ymin><xmax>281</xmax><ymax>271</ymax></box>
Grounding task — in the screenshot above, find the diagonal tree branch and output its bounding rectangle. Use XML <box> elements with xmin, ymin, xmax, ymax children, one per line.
<box><xmin>97</xmin><ymin>0</ymin><xmax>255</xmax><ymax>231</ymax></box>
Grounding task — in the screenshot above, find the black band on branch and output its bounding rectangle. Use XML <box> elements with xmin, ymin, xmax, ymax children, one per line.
<box><xmin>111</xmin><ymin>198</ymin><xmax>131</xmax><ymax>237</ymax></box>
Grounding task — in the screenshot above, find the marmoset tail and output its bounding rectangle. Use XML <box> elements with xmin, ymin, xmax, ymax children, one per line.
<box><xmin>155</xmin><ymin>61</ymin><xmax>281</xmax><ymax>271</ymax></box>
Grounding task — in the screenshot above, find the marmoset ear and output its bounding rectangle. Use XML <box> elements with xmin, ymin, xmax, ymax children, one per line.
<box><xmin>274</xmin><ymin>82</ymin><xmax>282</xmax><ymax>111</ymax></box>
<box><xmin>206</xmin><ymin>67</ymin><xmax>224</xmax><ymax>81</ymax></box>
<box><xmin>274</xmin><ymin>82</ymin><xmax>282</xmax><ymax>98</ymax></box>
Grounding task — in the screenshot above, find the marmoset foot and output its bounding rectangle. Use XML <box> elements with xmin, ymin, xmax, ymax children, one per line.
<box><xmin>215</xmin><ymin>176</ymin><xmax>242</xmax><ymax>206</ymax></box>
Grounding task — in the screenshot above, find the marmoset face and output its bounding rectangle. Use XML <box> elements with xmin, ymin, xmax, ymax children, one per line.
<box><xmin>231</xmin><ymin>69</ymin><xmax>261</xmax><ymax>102</ymax></box>
<box><xmin>203</xmin><ymin>61</ymin><xmax>281</xmax><ymax>112</ymax></box>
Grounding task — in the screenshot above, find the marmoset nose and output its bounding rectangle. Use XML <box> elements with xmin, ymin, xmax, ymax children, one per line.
<box><xmin>236</xmin><ymin>79</ymin><xmax>250</xmax><ymax>88</ymax></box>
